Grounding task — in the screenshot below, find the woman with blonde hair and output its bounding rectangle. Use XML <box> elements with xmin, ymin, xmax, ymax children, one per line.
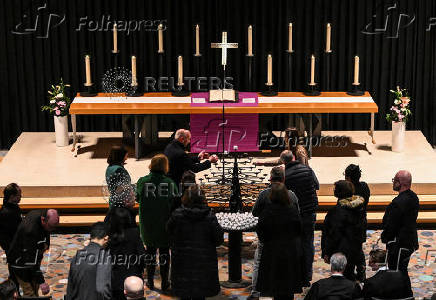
<box><xmin>136</xmin><ymin>154</ymin><xmax>178</xmax><ymax>291</ymax></box>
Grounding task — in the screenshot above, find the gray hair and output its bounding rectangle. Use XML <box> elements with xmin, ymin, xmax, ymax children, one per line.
<box><xmin>330</xmin><ymin>252</ymin><xmax>347</xmax><ymax>273</ymax></box>
<box><xmin>270</xmin><ymin>166</ymin><xmax>285</xmax><ymax>182</ymax></box>
<box><xmin>175</xmin><ymin>129</ymin><xmax>188</xmax><ymax>140</ymax></box>
<box><xmin>280</xmin><ymin>150</ymin><xmax>294</xmax><ymax>164</ymax></box>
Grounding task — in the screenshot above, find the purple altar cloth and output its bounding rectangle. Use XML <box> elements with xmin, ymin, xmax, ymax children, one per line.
<box><xmin>190</xmin><ymin>92</ymin><xmax>259</xmax><ymax>153</ymax></box>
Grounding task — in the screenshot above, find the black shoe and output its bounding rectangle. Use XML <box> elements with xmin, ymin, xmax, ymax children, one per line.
<box><xmin>161</xmin><ymin>280</ymin><xmax>170</xmax><ymax>292</ymax></box>
<box><xmin>246</xmin><ymin>294</ymin><xmax>259</xmax><ymax>300</ymax></box>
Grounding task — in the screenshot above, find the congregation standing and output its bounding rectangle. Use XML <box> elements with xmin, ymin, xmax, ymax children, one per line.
<box><xmin>0</xmin><ymin>128</ymin><xmax>422</xmax><ymax>300</ymax></box>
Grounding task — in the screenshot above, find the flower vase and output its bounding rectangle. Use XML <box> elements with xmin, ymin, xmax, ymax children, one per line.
<box><xmin>392</xmin><ymin>121</ymin><xmax>405</xmax><ymax>152</ymax></box>
<box><xmin>54</xmin><ymin>115</ymin><xmax>69</xmax><ymax>147</ymax></box>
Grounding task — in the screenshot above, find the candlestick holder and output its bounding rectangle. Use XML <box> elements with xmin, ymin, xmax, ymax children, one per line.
<box><xmin>127</xmin><ymin>83</ymin><xmax>143</xmax><ymax>97</ymax></box>
<box><xmin>158</xmin><ymin>53</ymin><xmax>165</xmax><ymax>79</ymax></box>
<box><xmin>286</xmin><ymin>50</ymin><xmax>294</xmax><ymax>91</ymax></box>
<box><xmin>245</xmin><ymin>54</ymin><xmax>255</xmax><ymax>92</ymax></box>
<box><xmin>111</xmin><ymin>51</ymin><xmax>120</xmax><ymax>68</ymax></box>
<box><xmin>323</xmin><ymin>51</ymin><xmax>332</xmax><ymax>91</ymax></box>
<box><xmin>304</xmin><ymin>83</ymin><xmax>321</xmax><ymax>96</ymax></box>
<box><xmin>80</xmin><ymin>83</ymin><xmax>97</xmax><ymax>97</ymax></box>
<box><xmin>172</xmin><ymin>83</ymin><xmax>190</xmax><ymax>97</ymax></box>
<box><xmin>347</xmin><ymin>83</ymin><xmax>364</xmax><ymax>96</ymax></box>
<box><xmin>193</xmin><ymin>54</ymin><xmax>202</xmax><ymax>91</ymax></box>
<box><xmin>261</xmin><ymin>84</ymin><xmax>278</xmax><ymax>96</ymax></box>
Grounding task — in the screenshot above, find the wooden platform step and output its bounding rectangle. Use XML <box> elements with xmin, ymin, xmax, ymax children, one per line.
<box><xmin>59</xmin><ymin>211</ymin><xmax>436</xmax><ymax>227</ymax></box>
<box><xmin>2</xmin><ymin>195</ymin><xmax>435</xmax><ymax>211</ymax></box>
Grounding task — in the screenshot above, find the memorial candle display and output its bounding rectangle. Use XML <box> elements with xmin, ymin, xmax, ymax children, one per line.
<box><xmin>195</xmin><ymin>24</ymin><xmax>200</xmax><ymax>56</ymax></box>
<box><xmin>85</xmin><ymin>55</ymin><xmax>92</xmax><ymax>85</ymax></box>
<box><xmin>248</xmin><ymin>25</ymin><xmax>253</xmax><ymax>56</ymax></box>
<box><xmin>326</xmin><ymin>23</ymin><xmax>331</xmax><ymax>52</ymax></box>
<box><xmin>131</xmin><ymin>56</ymin><xmax>137</xmax><ymax>85</ymax></box>
<box><xmin>158</xmin><ymin>24</ymin><xmax>164</xmax><ymax>53</ymax></box>
<box><xmin>288</xmin><ymin>23</ymin><xmax>293</xmax><ymax>52</ymax></box>
<box><xmin>310</xmin><ymin>55</ymin><xmax>316</xmax><ymax>85</ymax></box>
<box><xmin>177</xmin><ymin>56</ymin><xmax>183</xmax><ymax>86</ymax></box>
<box><xmin>267</xmin><ymin>54</ymin><xmax>273</xmax><ymax>85</ymax></box>
<box><xmin>113</xmin><ymin>24</ymin><xmax>118</xmax><ymax>53</ymax></box>
<box><xmin>353</xmin><ymin>55</ymin><xmax>360</xmax><ymax>85</ymax></box>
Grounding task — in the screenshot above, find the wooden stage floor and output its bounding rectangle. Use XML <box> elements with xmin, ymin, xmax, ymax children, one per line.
<box><xmin>0</xmin><ymin>131</ymin><xmax>436</xmax><ymax>197</ymax></box>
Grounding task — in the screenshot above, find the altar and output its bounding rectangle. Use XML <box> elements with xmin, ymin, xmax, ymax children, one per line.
<box><xmin>69</xmin><ymin>91</ymin><xmax>378</xmax><ymax>159</ymax></box>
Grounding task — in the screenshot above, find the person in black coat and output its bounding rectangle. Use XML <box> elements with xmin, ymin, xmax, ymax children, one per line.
<box><xmin>256</xmin><ymin>183</ymin><xmax>304</xmax><ymax>299</ymax></box>
<box><xmin>167</xmin><ymin>185</ymin><xmax>224</xmax><ymax>300</ymax></box>
<box><xmin>304</xmin><ymin>253</ymin><xmax>360</xmax><ymax>300</ymax></box>
<box><xmin>344</xmin><ymin>164</ymin><xmax>370</xmax><ymax>281</ymax></box>
<box><xmin>321</xmin><ymin>180</ymin><xmax>366</xmax><ymax>281</ymax></box>
<box><xmin>355</xmin><ymin>249</ymin><xmax>413</xmax><ymax>300</ymax></box>
<box><xmin>66</xmin><ymin>222</ymin><xmax>112</xmax><ymax>300</ymax></box>
<box><xmin>163</xmin><ymin>129</ymin><xmax>218</xmax><ymax>185</ymax></box>
<box><xmin>106</xmin><ymin>208</ymin><xmax>146</xmax><ymax>300</ymax></box>
<box><xmin>280</xmin><ymin>150</ymin><xmax>318</xmax><ymax>286</ymax></box>
<box><xmin>0</xmin><ymin>183</ymin><xmax>22</xmax><ymax>289</ymax></box>
<box><xmin>7</xmin><ymin>209</ymin><xmax>59</xmax><ymax>297</ymax></box>
<box><xmin>0</xmin><ymin>183</ymin><xmax>22</xmax><ymax>253</ymax></box>
<box><xmin>381</xmin><ymin>170</ymin><xmax>419</xmax><ymax>273</ymax></box>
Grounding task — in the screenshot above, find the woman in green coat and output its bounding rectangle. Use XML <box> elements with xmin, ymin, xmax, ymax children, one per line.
<box><xmin>136</xmin><ymin>154</ymin><xmax>178</xmax><ymax>291</ymax></box>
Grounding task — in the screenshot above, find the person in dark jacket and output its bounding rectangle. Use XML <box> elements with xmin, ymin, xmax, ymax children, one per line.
<box><xmin>381</xmin><ymin>170</ymin><xmax>419</xmax><ymax>273</ymax></box>
<box><xmin>106</xmin><ymin>208</ymin><xmax>146</xmax><ymax>300</ymax></box>
<box><xmin>304</xmin><ymin>253</ymin><xmax>360</xmax><ymax>300</ymax></box>
<box><xmin>0</xmin><ymin>183</ymin><xmax>22</xmax><ymax>288</ymax></box>
<box><xmin>355</xmin><ymin>249</ymin><xmax>413</xmax><ymax>300</ymax></box>
<box><xmin>0</xmin><ymin>183</ymin><xmax>22</xmax><ymax>253</ymax></box>
<box><xmin>249</xmin><ymin>167</ymin><xmax>300</xmax><ymax>299</ymax></box>
<box><xmin>106</xmin><ymin>146</ymin><xmax>132</xmax><ymax>208</ymax></box>
<box><xmin>256</xmin><ymin>183</ymin><xmax>304</xmax><ymax>299</ymax></box>
<box><xmin>66</xmin><ymin>222</ymin><xmax>112</xmax><ymax>300</ymax></box>
<box><xmin>164</xmin><ymin>129</ymin><xmax>218</xmax><ymax>185</ymax></box>
<box><xmin>136</xmin><ymin>154</ymin><xmax>178</xmax><ymax>291</ymax></box>
<box><xmin>321</xmin><ymin>180</ymin><xmax>366</xmax><ymax>281</ymax></box>
<box><xmin>171</xmin><ymin>170</ymin><xmax>196</xmax><ymax>213</ymax></box>
<box><xmin>167</xmin><ymin>185</ymin><xmax>224</xmax><ymax>300</ymax></box>
<box><xmin>7</xmin><ymin>209</ymin><xmax>59</xmax><ymax>297</ymax></box>
<box><xmin>344</xmin><ymin>164</ymin><xmax>370</xmax><ymax>281</ymax></box>
<box><xmin>281</xmin><ymin>150</ymin><xmax>318</xmax><ymax>286</ymax></box>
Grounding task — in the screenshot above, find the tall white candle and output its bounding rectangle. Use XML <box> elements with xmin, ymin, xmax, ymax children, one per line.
<box><xmin>310</xmin><ymin>55</ymin><xmax>315</xmax><ymax>85</ymax></box>
<box><xmin>131</xmin><ymin>56</ymin><xmax>137</xmax><ymax>85</ymax></box>
<box><xmin>113</xmin><ymin>23</ymin><xmax>118</xmax><ymax>53</ymax></box>
<box><xmin>267</xmin><ymin>54</ymin><xmax>273</xmax><ymax>85</ymax></box>
<box><xmin>248</xmin><ymin>25</ymin><xmax>253</xmax><ymax>56</ymax></box>
<box><xmin>85</xmin><ymin>55</ymin><xmax>92</xmax><ymax>85</ymax></box>
<box><xmin>195</xmin><ymin>24</ymin><xmax>200</xmax><ymax>56</ymax></box>
<box><xmin>158</xmin><ymin>24</ymin><xmax>164</xmax><ymax>53</ymax></box>
<box><xmin>288</xmin><ymin>23</ymin><xmax>293</xmax><ymax>52</ymax></box>
<box><xmin>326</xmin><ymin>23</ymin><xmax>331</xmax><ymax>52</ymax></box>
<box><xmin>353</xmin><ymin>55</ymin><xmax>360</xmax><ymax>85</ymax></box>
<box><xmin>177</xmin><ymin>56</ymin><xmax>183</xmax><ymax>86</ymax></box>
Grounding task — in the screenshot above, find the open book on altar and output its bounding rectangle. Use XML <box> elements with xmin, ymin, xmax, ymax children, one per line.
<box><xmin>209</xmin><ymin>89</ymin><xmax>237</xmax><ymax>102</ymax></box>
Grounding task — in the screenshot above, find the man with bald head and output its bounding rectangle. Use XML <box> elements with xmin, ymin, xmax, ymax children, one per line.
<box><xmin>7</xmin><ymin>209</ymin><xmax>60</xmax><ymax>297</ymax></box>
<box><xmin>164</xmin><ymin>129</ymin><xmax>218</xmax><ymax>185</ymax></box>
<box><xmin>381</xmin><ymin>170</ymin><xmax>419</xmax><ymax>273</ymax></box>
<box><xmin>124</xmin><ymin>276</ymin><xmax>145</xmax><ymax>300</ymax></box>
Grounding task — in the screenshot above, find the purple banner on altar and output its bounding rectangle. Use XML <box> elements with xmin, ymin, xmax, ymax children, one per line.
<box><xmin>190</xmin><ymin>113</ymin><xmax>259</xmax><ymax>153</ymax></box>
<box><xmin>190</xmin><ymin>92</ymin><xmax>258</xmax><ymax>107</ymax></box>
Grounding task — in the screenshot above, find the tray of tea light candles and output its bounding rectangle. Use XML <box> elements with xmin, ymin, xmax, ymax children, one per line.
<box><xmin>215</xmin><ymin>212</ymin><xmax>258</xmax><ymax>232</ymax></box>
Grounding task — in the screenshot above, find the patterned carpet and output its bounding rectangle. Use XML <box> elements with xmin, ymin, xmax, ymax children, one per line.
<box><xmin>0</xmin><ymin>230</ymin><xmax>435</xmax><ymax>299</ymax></box>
